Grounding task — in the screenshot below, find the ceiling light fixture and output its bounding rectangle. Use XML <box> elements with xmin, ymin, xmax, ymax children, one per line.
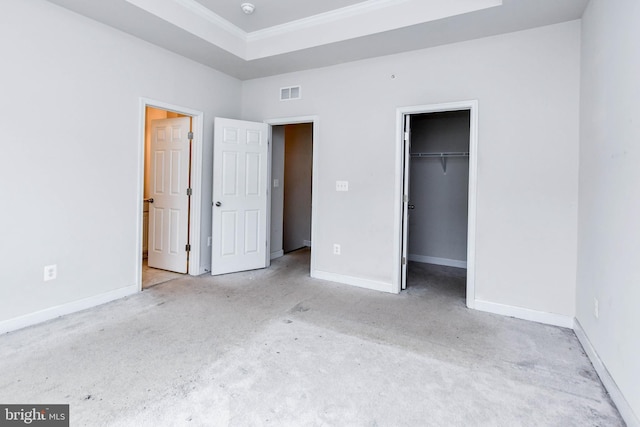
<box><xmin>241</xmin><ymin>3</ymin><xmax>255</xmax><ymax>15</ymax></box>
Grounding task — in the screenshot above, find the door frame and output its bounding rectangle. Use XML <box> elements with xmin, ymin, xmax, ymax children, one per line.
<box><xmin>393</xmin><ymin>100</ymin><xmax>478</xmax><ymax>309</ymax></box>
<box><xmin>264</xmin><ymin>116</ymin><xmax>319</xmax><ymax>275</ymax></box>
<box><xmin>136</xmin><ymin>98</ymin><xmax>205</xmax><ymax>290</ymax></box>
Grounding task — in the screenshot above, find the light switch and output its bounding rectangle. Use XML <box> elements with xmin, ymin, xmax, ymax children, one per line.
<box><xmin>336</xmin><ymin>181</ymin><xmax>349</xmax><ymax>192</ymax></box>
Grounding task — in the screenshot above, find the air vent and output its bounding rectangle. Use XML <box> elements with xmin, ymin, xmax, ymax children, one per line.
<box><xmin>280</xmin><ymin>86</ymin><xmax>301</xmax><ymax>101</ymax></box>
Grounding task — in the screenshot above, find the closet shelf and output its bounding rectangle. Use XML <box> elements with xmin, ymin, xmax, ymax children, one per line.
<box><xmin>410</xmin><ymin>152</ymin><xmax>469</xmax><ymax>174</ymax></box>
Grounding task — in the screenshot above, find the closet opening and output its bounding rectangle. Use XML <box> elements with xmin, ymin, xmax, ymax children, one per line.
<box><xmin>396</xmin><ymin>100</ymin><xmax>478</xmax><ymax>308</ymax></box>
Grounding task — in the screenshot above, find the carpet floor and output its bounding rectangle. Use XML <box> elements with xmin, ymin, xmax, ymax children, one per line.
<box><xmin>0</xmin><ymin>249</ymin><xmax>624</xmax><ymax>426</ymax></box>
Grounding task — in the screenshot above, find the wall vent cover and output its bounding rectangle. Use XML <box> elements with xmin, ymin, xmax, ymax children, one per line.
<box><xmin>280</xmin><ymin>86</ymin><xmax>301</xmax><ymax>101</ymax></box>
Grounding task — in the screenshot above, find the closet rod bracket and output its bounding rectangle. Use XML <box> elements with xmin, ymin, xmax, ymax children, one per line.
<box><xmin>440</xmin><ymin>155</ymin><xmax>447</xmax><ymax>174</ymax></box>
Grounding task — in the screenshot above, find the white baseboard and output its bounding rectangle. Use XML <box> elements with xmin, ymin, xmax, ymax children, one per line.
<box><xmin>311</xmin><ymin>270</ymin><xmax>393</xmax><ymax>293</ymax></box>
<box><xmin>303</xmin><ymin>240</ymin><xmax>312</xmax><ymax>247</ymax></box>
<box><xmin>270</xmin><ymin>250</ymin><xmax>284</xmax><ymax>260</ymax></box>
<box><xmin>0</xmin><ymin>285</ymin><xmax>138</xmax><ymax>335</ymax></box>
<box><xmin>408</xmin><ymin>254</ymin><xmax>467</xmax><ymax>269</ymax></box>
<box><xmin>474</xmin><ymin>299</ymin><xmax>575</xmax><ymax>328</ymax></box>
<box><xmin>574</xmin><ymin>320</ymin><xmax>639</xmax><ymax>427</ymax></box>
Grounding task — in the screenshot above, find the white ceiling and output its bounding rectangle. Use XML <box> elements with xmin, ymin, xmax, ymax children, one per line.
<box><xmin>44</xmin><ymin>0</ymin><xmax>589</xmax><ymax>80</ymax></box>
<box><xmin>194</xmin><ymin>0</ymin><xmax>366</xmax><ymax>32</ymax></box>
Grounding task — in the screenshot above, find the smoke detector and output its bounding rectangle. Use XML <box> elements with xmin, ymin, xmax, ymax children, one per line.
<box><xmin>241</xmin><ymin>3</ymin><xmax>255</xmax><ymax>15</ymax></box>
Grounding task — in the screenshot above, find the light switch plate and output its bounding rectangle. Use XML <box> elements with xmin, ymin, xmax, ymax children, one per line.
<box><xmin>336</xmin><ymin>181</ymin><xmax>349</xmax><ymax>192</ymax></box>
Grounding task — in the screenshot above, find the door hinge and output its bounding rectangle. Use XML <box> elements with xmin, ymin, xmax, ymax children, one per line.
<box><xmin>185</xmin><ymin>244</ymin><xmax>191</xmax><ymax>252</ymax></box>
<box><xmin>188</xmin><ymin>131</ymin><xmax>194</xmax><ymax>140</ymax></box>
<box><xmin>186</xmin><ymin>188</ymin><xmax>192</xmax><ymax>196</ymax></box>
<box><xmin>404</xmin><ymin>131</ymin><xmax>409</xmax><ymax>142</ymax></box>
<box><xmin>402</xmin><ymin>256</ymin><xmax>406</xmax><ymax>265</ymax></box>
<box><xmin>403</xmin><ymin>195</ymin><xmax>408</xmax><ymax>203</ymax></box>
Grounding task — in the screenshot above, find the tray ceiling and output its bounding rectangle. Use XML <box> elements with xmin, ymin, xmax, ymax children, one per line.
<box><xmin>44</xmin><ymin>0</ymin><xmax>589</xmax><ymax>80</ymax></box>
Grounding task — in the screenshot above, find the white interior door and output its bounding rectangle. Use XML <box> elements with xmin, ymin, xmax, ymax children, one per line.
<box><xmin>211</xmin><ymin>117</ymin><xmax>269</xmax><ymax>275</ymax></box>
<box><xmin>401</xmin><ymin>115</ymin><xmax>411</xmax><ymax>290</ymax></box>
<box><xmin>148</xmin><ymin>117</ymin><xmax>191</xmax><ymax>273</ymax></box>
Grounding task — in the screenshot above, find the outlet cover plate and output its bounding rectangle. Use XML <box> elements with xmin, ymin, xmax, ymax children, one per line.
<box><xmin>336</xmin><ymin>181</ymin><xmax>349</xmax><ymax>192</ymax></box>
<box><xmin>44</xmin><ymin>265</ymin><xmax>57</xmax><ymax>281</ymax></box>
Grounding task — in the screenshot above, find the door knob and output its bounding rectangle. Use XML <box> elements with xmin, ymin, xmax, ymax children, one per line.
<box><xmin>408</xmin><ymin>204</ymin><xmax>415</xmax><ymax>209</ymax></box>
<box><xmin>145</xmin><ymin>198</ymin><xmax>154</xmax><ymax>203</ymax></box>
<box><xmin>215</xmin><ymin>201</ymin><xmax>222</xmax><ymax>207</ymax></box>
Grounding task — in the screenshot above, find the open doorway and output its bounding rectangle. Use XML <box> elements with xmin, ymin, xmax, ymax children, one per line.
<box><xmin>396</xmin><ymin>101</ymin><xmax>478</xmax><ymax>308</ymax></box>
<box><xmin>265</xmin><ymin>116</ymin><xmax>318</xmax><ymax>276</ymax></box>
<box><xmin>137</xmin><ymin>99</ymin><xmax>205</xmax><ymax>291</ymax></box>
<box><xmin>142</xmin><ymin>107</ymin><xmax>191</xmax><ymax>288</ymax></box>
<box><xmin>270</xmin><ymin>123</ymin><xmax>313</xmax><ymax>258</ymax></box>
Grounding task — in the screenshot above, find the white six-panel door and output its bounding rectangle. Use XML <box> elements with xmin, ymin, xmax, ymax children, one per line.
<box><xmin>211</xmin><ymin>118</ymin><xmax>269</xmax><ymax>275</ymax></box>
<box><xmin>148</xmin><ymin>117</ymin><xmax>191</xmax><ymax>273</ymax></box>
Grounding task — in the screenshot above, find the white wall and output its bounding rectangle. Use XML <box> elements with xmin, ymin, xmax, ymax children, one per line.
<box><xmin>0</xmin><ymin>0</ymin><xmax>241</xmax><ymax>327</ymax></box>
<box><xmin>577</xmin><ymin>0</ymin><xmax>640</xmax><ymax>422</ymax></box>
<box><xmin>242</xmin><ymin>21</ymin><xmax>581</xmax><ymax>317</ymax></box>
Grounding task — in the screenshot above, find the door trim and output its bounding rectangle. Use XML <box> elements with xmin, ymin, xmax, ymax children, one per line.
<box><xmin>264</xmin><ymin>116</ymin><xmax>319</xmax><ymax>276</ymax></box>
<box><xmin>136</xmin><ymin>98</ymin><xmax>205</xmax><ymax>291</ymax></box>
<box><xmin>394</xmin><ymin>100</ymin><xmax>478</xmax><ymax>309</ymax></box>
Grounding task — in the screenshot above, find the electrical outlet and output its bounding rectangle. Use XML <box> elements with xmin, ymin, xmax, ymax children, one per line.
<box><xmin>336</xmin><ymin>181</ymin><xmax>349</xmax><ymax>192</ymax></box>
<box><xmin>44</xmin><ymin>264</ymin><xmax>57</xmax><ymax>282</ymax></box>
<box><xmin>333</xmin><ymin>244</ymin><xmax>341</xmax><ymax>255</ymax></box>
<box><xmin>207</xmin><ymin>236</ymin><xmax>212</xmax><ymax>247</ymax></box>
<box><xmin>594</xmin><ymin>298</ymin><xmax>599</xmax><ymax>319</ymax></box>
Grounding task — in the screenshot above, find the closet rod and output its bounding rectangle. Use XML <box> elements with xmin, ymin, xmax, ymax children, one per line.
<box><xmin>410</xmin><ymin>152</ymin><xmax>469</xmax><ymax>158</ymax></box>
<box><xmin>410</xmin><ymin>151</ymin><xmax>469</xmax><ymax>174</ymax></box>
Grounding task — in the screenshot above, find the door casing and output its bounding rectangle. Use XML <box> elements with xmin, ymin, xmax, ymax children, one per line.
<box><xmin>394</xmin><ymin>101</ymin><xmax>478</xmax><ymax>308</ymax></box>
<box><xmin>136</xmin><ymin>98</ymin><xmax>205</xmax><ymax>291</ymax></box>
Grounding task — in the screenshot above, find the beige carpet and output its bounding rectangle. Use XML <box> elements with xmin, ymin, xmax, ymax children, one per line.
<box><xmin>0</xmin><ymin>250</ymin><xmax>624</xmax><ymax>426</ymax></box>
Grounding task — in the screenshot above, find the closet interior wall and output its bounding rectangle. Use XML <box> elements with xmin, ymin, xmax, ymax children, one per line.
<box><xmin>408</xmin><ymin>111</ymin><xmax>470</xmax><ymax>269</ymax></box>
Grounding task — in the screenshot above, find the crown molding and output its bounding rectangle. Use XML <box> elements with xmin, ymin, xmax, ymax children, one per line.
<box><xmin>129</xmin><ymin>0</ymin><xmax>503</xmax><ymax>61</ymax></box>
<box><xmin>169</xmin><ymin>0</ymin><xmax>415</xmax><ymax>44</ymax></box>
<box><xmin>172</xmin><ymin>0</ymin><xmax>247</xmax><ymax>40</ymax></box>
<box><xmin>246</xmin><ymin>0</ymin><xmax>413</xmax><ymax>42</ymax></box>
